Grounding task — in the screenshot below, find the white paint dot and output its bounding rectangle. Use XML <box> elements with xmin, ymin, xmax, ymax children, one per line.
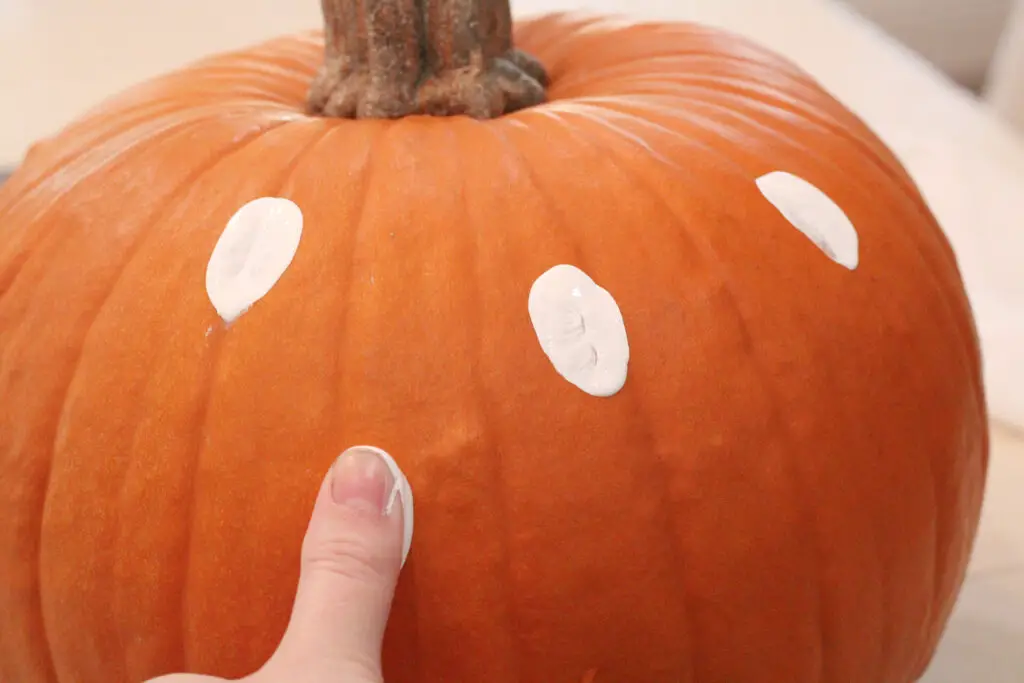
<box><xmin>756</xmin><ymin>171</ymin><xmax>859</xmax><ymax>269</ymax></box>
<box><xmin>528</xmin><ymin>264</ymin><xmax>629</xmax><ymax>397</ymax></box>
<box><xmin>346</xmin><ymin>445</ymin><xmax>415</xmax><ymax>566</ymax></box>
<box><xmin>206</xmin><ymin>197</ymin><xmax>304</xmax><ymax>323</ymax></box>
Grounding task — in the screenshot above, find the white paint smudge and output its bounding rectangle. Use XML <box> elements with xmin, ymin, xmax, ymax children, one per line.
<box><xmin>348</xmin><ymin>445</ymin><xmax>415</xmax><ymax>566</ymax></box>
<box><xmin>206</xmin><ymin>197</ymin><xmax>303</xmax><ymax>323</ymax></box>
<box><xmin>756</xmin><ymin>171</ymin><xmax>859</xmax><ymax>269</ymax></box>
<box><xmin>528</xmin><ymin>264</ymin><xmax>629</xmax><ymax>397</ymax></box>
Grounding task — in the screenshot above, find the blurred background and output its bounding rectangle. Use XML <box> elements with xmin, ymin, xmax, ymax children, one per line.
<box><xmin>1</xmin><ymin>0</ymin><xmax>1024</xmax><ymax>162</ymax></box>
<box><xmin>847</xmin><ymin>0</ymin><xmax>1020</xmax><ymax>91</ymax></box>
<box><xmin>1</xmin><ymin>0</ymin><xmax>1023</xmax><ymax>681</ymax></box>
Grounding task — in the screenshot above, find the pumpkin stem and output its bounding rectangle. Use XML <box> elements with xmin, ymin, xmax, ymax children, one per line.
<box><xmin>306</xmin><ymin>0</ymin><xmax>548</xmax><ymax>119</ymax></box>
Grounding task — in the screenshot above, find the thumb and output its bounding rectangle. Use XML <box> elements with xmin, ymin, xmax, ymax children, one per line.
<box><xmin>266</xmin><ymin>446</ymin><xmax>414</xmax><ymax>680</ymax></box>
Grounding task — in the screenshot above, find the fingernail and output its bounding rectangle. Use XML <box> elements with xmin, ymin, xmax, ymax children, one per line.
<box><xmin>331</xmin><ymin>445</ymin><xmax>415</xmax><ymax>566</ymax></box>
<box><xmin>330</xmin><ymin>446</ymin><xmax>397</xmax><ymax>514</ymax></box>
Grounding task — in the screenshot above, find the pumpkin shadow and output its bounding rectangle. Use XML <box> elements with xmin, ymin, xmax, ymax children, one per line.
<box><xmin>919</xmin><ymin>568</ymin><xmax>1024</xmax><ymax>682</ymax></box>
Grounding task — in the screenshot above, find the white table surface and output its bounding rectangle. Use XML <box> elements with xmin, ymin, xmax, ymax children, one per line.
<box><xmin>1</xmin><ymin>0</ymin><xmax>1022</xmax><ymax>680</ymax></box>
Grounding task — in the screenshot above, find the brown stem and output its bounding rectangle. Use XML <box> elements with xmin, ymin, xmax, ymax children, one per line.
<box><xmin>306</xmin><ymin>0</ymin><xmax>548</xmax><ymax>119</ymax></box>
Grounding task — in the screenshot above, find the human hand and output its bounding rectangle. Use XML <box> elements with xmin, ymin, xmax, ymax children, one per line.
<box><xmin>146</xmin><ymin>445</ymin><xmax>414</xmax><ymax>683</ymax></box>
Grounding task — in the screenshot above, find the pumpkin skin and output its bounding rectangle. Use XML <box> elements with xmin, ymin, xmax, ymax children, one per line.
<box><xmin>0</xmin><ymin>11</ymin><xmax>988</xmax><ymax>683</ymax></box>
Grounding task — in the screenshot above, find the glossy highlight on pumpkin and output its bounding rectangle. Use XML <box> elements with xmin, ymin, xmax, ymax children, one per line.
<box><xmin>0</xmin><ymin>11</ymin><xmax>987</xmax><ymax>683</ymax></box>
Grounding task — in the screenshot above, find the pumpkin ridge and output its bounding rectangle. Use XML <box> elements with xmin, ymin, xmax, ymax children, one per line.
<box><xmin>484</xmin><ymin>120</ymin><xmax>573</xmax><ymax>680</ymax></box>
<box><xmin>748</xmin><ymin>366</ymin><xmax>834</xmax><ymax>680</ymax></box>
<box><xmin>43</xmin><ymin>122</ymin><xmax>300</xmax><ymax>682</ymax></box>
<box><xmin>176</xmin><ymin>325</ymin><xmax>222</xmax><ymax>675</ymax></box>
<box><xmin>5</xmin><ymin>106</ymin><xmax>293</xmax><ymax>206</ymax></box>
<box><xmin>102</xmin><ymin>62</ymin><xmax>307</xmax><ymax>110</ymax></box>
<box><xmin>618</xmin><ymin>114</ymin><xmax>948</xmax><ymax>677</ymax></box>
<box><xmin>578</xmin><ymin>132</ymin><xmax>710</xmax><ymax>681</ymax></box>
<box><xmin>323</xmin><ymin>121</ymin><xmax>382</xmax><ymax>436</ymax></box>
<box><xmin>648</xmin><ymin>68</ymin><xmax>958</xmax><ymax>279</ymax></box>
<box><xmin>458</xmin><ymin>124</ymin><xmax>526</xmax><ymax>682</ymax></box>
<box><xmin>568</xmin><ymin>128</ymin><xmax>742</xmax><ymax>680</ymax></box>
<box><xmin>735</xmin><ymin>161</ymin><xmax>964</xmax><ymax>675</ymax></box>
<box><xmin>0</xmin><ymin>122</ymin><xmax>263</xmax><ymax>683</ymax></box>
<box><xmin>42</xmin><ymin>117</ymin><xmax>300</xmax><ymax>384</ymax></box>
<box><xmin>171</xmin><ymin>68</ymin><xmax>312</xmax><ymax>107</ymax></box>
<box><xmin>540</xmin><ymin>24</ymin><xmax>920</xmax><ymax>213</ymax></box>
<box><xmin>573</xmin><ymin>125</ymin><xmax>744</xmax><ymax>680</ymax></box>
<box><xmin>489</xmin><ymin>120</ymin><xmax>585</xmax><ymax>265</ymax></box>
<box><xmin>480</xmin><ymin>120</ymin><xmax>611</xmax><ymax>679</ymax></box>
<box><xmin>583</xmin><ymin>95</ymin><xmax>756</xmax><ymax>155</ymax></box>
<box><xmin>745</xmin><ymin>119</ymin><xmax>975</xmax><ymax>660</ymax></box>
<box><xmin>887</xmin><ymin>230</ymin><xmax>982</xmax><ymax>412</ymax></box>
<box><xmin>604</xmin><ymin>85</ymin><xmax>981</xmax><ymax>413</ymax></box>
<box><xmin>167</xmin><ymin>307</ymin><xmax>250</xmax><ymax>673</ymax></box>
<box><xmin>573</xmin><ymin>77</ymin><xmax>913</xmax><ymax>219</ymax></box>
<box><xmin>616</xmin><ymin>370</ymin><xmax>702</xmax><ymax>682</ymax></box>
<box><xmin>193</xmin><ymin>59</ymin><xmax>314</xmax><ymax>86</ymax></box>
<box><xmin>719</xmin><ymin>94</ymin><xmax>948</xmax><ymax>671</ymax></box>
<box><xmin>605</xmin><ymin>77</ymin><xmax>912</xmax><ymax>192</ymax></box>
<box><xmin>79</xmin><ymin>119</ymin><xmax>307</xmax><ymax>346</ymax></box>
<box><xmin>697</xmin><ymin>247</ymin><xmax>846</xmax><ymax>680</ymax></box>
<box><xmin>509</xmin><ymin>14</ymin><xmax>590</xmax><ymax>76</ymax></box>
<box><xmin>539</xmin><ymin>18</ymin><xmax>811</xmax><ymax>87</ymax></box>
<box><xmin>187</xmin><ymin>32</ymin><xmax>323</xmax><ymax>72</ymax></box>
<box><xmin>568</xmin><ymin>108</ymin><xmax>849</xmax><ymax>678</ymax></box>
<box><xmin>333</xmin><ymin>121</ymin><xmax>385</xmax><ymax>381</ymax></box>
<box><xmin>25</xmin><ymin>532</ymin><xmax>57</xmax><ymax>683</ymax></box>
<box><xmin>509</xmin><ymin>15</ymin><xmax>564</xmax><ymax>53</ymax></box>
<box><xmin>551</xmin><ymin>53</ymin><xmax>808</xmax><ymax>96</ymax></box>
<box><xmin>337</xmin><ymin>123</ymin><xmax>423</xmax><ymax>678</ymax></box>
<box><xmin>172</xmin><ymin>124</ymin><xmax>336</xmax><ymax>674</ymax></box>
<box><xmin>71</xmin><ymin>41</ymin><xmax>318</xmax><ymax>123</ymax></box>
<box><xmin>536</xmin><ymin>98</ymin><xmax>724</xmax><ymax>166</ymax></box>
<box><xmin>0</xmin><ymin>111</ymin><xmax>296</xmax><ymax>306</ymax></box>
<box><xmin>501</xmin><ymin>114</ymin><xmax>705</xmax><ymax>679</ymax></box>
<box><xmin>916</xmin><ymin>396</ymin><xmax>942</xmax><ymax>672</ymax></box>
<box><xmin>524</xmin><ymin>96</ymin><xmax>733</xmax><ymax>317</ymax></box>
<box><xmin>577</xmin><ymin>99</ymin><xmax>728</xmax><ymax>165</ymax></box>
<box><xmin>809</xmin><ymin>325</ymin><xmax>896</xmax><ymax>682</ymax></box>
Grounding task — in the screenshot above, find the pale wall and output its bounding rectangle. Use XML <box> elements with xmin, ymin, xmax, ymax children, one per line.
<box><xmin>843</xmin><ymin>0</ymin><xmax>1015</xmax><ymax>88</ymax></box>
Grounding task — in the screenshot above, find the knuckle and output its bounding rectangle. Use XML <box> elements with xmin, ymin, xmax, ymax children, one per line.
<box><xmin>301</xmin><ymin>533</ymin><xmax>393</xmax><ymax>585</ymax></box>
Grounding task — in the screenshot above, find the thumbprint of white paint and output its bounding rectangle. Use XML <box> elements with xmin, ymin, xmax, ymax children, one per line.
<box><xmin>756</xmin><ymin>171</ymin><xmax>859</xmax><ymax>269</ymax></box>
<box><xmin>528</xmin><ymin>264</ymin><xmax>629</xmax><ymax>397</ymax></box>
<box><xmin>206</xmin><ymin>197</ymin><xmax>304</xmax><ymax>324</ymax></box>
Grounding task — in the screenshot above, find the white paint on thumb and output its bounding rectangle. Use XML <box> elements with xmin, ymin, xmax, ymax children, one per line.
<box><xmin>266</xmin><ymin>448</ymin><xmax>414</xmax><ymax>676</ymax></box>
<box><xmin>346</xmin><ymin>445</ymin><xmax>414</xmax><ymax>567</ymax></box>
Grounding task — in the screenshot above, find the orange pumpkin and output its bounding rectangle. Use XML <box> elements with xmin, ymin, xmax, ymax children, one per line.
<box><xmin>0</xmin><ymin>0</ymin><xmax>988</xmax><ymax>681</ymax></box>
